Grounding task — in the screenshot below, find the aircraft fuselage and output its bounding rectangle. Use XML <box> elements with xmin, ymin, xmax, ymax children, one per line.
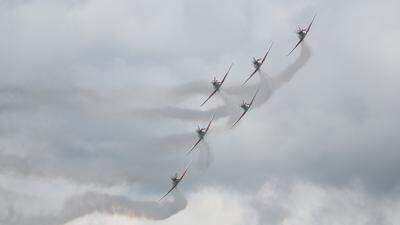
<box><xmin>171</xmin><ymin>179</ymin><xmax>179</xmax><ymax>186</ymax></box>
<box><xmin>197</xmin><ymin>129</ymin><xmax>206</xmax><ymax>138</ymax></box>
<box><xmin>241</xmin><ymin>103</ymin><xmax>250</xmax><ymax>111</ymax></box>
<box><xmin>253</xmin><ymin>59</ymin><xmax>262</xmax><ymax>69</ymax></box>
<box><xmin>297</xmin><ymin>30</ymin><xmax>306</xmax><ymax>40</ymax></box>
<box><xmin>212</xmin><ymin>81</ymin><xmax>221</xmax><ymax>90</ymax></box>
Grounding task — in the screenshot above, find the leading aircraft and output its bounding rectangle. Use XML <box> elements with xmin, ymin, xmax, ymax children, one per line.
<box><xmin>200</xmin><ymin>63</ymin><xmax>233</xmax><ymax>106</ymax></box>
<box><xmin>287</xmin><ymin>14</ymin><xmax>316</xmax><ymax>56</ymax></box>
<box><xmin>232</xmin><ymin>88</ymin><xmax>260</xmax><ymax>127</ymax></box>
<box><xmin>242</xmin><ymin>43</ymin><xmax>273</xmax><ymax>86</ymax></box>
<box><xmin>187</xmin><ymin>115</ymin><xmax>214</xmax><ymax>154</ymax></box>
<box><xmin>159</xmin><ymin>165</ymin><xmax>190</xmax><ymax>201</ymax></box>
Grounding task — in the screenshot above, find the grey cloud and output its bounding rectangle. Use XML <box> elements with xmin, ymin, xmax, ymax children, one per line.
<box><xmin>249</xmin><ymin>180</ymin><xmax>400</xmax><ymax>225</ymax></box>
<box><xmin>0</xmin><ymin>0</ymin><xmax>400</xmax><ymax>224</ymax></box>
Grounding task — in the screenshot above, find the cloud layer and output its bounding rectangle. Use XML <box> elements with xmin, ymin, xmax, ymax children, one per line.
<box><xmin>67</xmin><ymin>180</ymin><xmax>400</xmax><ymax>225</ymax></box>
<box><xmin>0</xmin><ymin>0</ymin><xmax>399</xmax><ymax>224</ymax></box>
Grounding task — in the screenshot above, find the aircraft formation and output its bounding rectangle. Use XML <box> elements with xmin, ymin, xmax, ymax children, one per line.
<box><xmin>159</xmin><ymin>15</ymin><xmax>316</xmax><ymax>201</ymax></box>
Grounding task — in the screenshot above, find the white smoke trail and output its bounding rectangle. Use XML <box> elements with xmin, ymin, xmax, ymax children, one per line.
<box><xmin>0</xmin><ymin>42</ymin><xmax>310</xmax><ymax>125</ymax></box>
<box><xmin>191</xmin><ymin>142</ymin><xmax>213</xmax><ymax>175</ymax></box>
<box><xmin>0</xmin><ymin>42</ymin><xmax>311</xmax><ymax>225</ymax></box>
<box><xmin>1</xmin><ymin>190</ymin><xmax>186</xmax><ymax>225</ymax></box>
<box><xmin>139</xmin><ymin>42</ymin><xmax>311</xmax><ymax>122</ymax></box>
<box><xmin>269</xmin><ymin>42</ymin><xmax>311</xmax><ymax>91</ymax></box>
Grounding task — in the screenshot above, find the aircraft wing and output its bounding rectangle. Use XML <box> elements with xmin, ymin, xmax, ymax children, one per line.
<box><xmin>159</xmin><ymin>183</ymin><xmax>178</xmax><ymax>201</ymax></box>
<box><xmin>305</xmin><ymin>14</ymin><xmax>316</xmax><ymax>34</ymax></box>
<box><xmin>261</xmin><ymin>43</ymin><xmax>273</xmax><ymax>64</ymax></box>
<box><xmin>242</xmin><ymin>68</ymin><xmax>259</xmax><ymax>86</ymax></box>
<box><xmin>231</xmin><ymin>110</ymin><xmax>248</xmax><ymax>128</ymax></box>
<box><xmin>179</xmin><ymin>166</ymin><xmax>189</xmax><ymax>180</ymax></box>
<box><xmin>200</xmin><ymin>88</ymin><xmax>218</xmax><ymax>106</ymax></box>
<box><xmin>205</xmin><ymin>115</ymin><xmax>214</xmax><ymax>133</ymax></box>
<box><xmin>221</xmin><ymin>63</ymin><xmax>233</xmax><ymax>84</ymax></box>
<box><xmin>187</xmin><ymin>137</ymin><xmax>202</xmax><ymax>154</ymax></box>
<box><xmin>249</xmin><ymin>88</ymin><xmax>260</xmax><ymax>107</ymax></box>
<box><xmin>287</xmin><ymin>38</ymin><xmax>303</xmax><ymax>56</ymax></box>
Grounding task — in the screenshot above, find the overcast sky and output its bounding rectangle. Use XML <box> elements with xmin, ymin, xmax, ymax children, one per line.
<box><xmin>1</xmin><ymin>0</ymin><xmax>400</xmax><ymax>225</ymax></box>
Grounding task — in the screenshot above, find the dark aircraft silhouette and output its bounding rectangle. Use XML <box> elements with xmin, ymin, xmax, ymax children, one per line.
<box><xmin>159</xmin><ymin>165</ymin><xmax>190</xmax><ymax>201</ymax></box>
<box><xmin>201</xmin><ymin>63</ymin><xmax>233</xmax><ymax>106</ymax></box>
<box><xmin>187</xmin><ymin>115</ymin><xmax>214</xmax><ymax>154</ymax></box>
<box><xmin>242</xmin><ymin>43</ymin><xmax>273</xmax><ymax>86</ymax></box>
<box><xmin>232</xmin><ymin>88</ymin><xmax>260</xmax><ymax>127</ymax></box>
<box><xmin>287</xmin><ymin>14</ymin><xmax>316</xmax><ymax>56</ymax></box>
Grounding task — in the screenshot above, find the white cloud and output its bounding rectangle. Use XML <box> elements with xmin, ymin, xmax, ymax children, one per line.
<box><xmin>67</xmin><ymin>180</ymin><xmax>400</xmax><ymax>225</ymax></box>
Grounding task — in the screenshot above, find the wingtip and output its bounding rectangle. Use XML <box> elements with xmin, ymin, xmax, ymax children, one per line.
<box><xmin>186</xmin><ymin>148</ymin><xmax>194</xmax><ymax>155</ymax></box>
<box><xmin>231</xmin><ymin>119</ymin><xmax>240</xmax><ymax>128</ymax></box>
<box><xmin>159</xmin><ymin>195</ymin><xmax>166</xmax><ymax>201</ymax></box>
<box><xmin>241</xmin><ymin>79</ymin><xmax>249</xmax><ymax>86</ymax></box>
<box><xmin>313</xmin><ymin>13</ymin><xmax>317</xmax><ymax>19</ymax></box>
<box><xmin>269</xmin><ymin>41</ymin><xmax>274</xmax><ymax>50</ymax></box>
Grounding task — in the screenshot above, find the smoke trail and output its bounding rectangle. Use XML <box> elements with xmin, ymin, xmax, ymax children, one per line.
<box><xmin>0</xmin><ymin>43</ymin><xmax>311</xmax><ymax>188</ymax></box>
<box><xmin>2</xmin><ymin>190</ymin><xmax>186</xmax><ymax>225</ymax></box>
<box><xmin>141</xmin><ymin>42</ymin><xmax>311</xmax><ymax>122</ymax></box>
<box><xmin>167</xmin><ymin>81</ymin><xmax>211</xmax><ymax>100</ymax></box>
<box><xmin>22</xmin><ymin>42</ymin><xmax>308</xmax><ymax>125</ymax></box>
<box><xmin>269</xmin><ymin>41</ymin><xmax>311</xmax><ymax>91</ymax></box>
<box><xmin>192</xmin><ymin>142</ymin><xmax>213</xmax><ymax>174</ymax></box>
<box><xmin>155</xmin><ymin>132</ymin><xmax>214</xmax><ymax>174</ymax></box>
<box><xmin>0</xmin><ymin>42</ymin><xmax>311</xmax><ymax>225</ymax></box>
<box><xmin>0</xmin><ymin>85</ymin><xmax>101</xmax><ymax>114</ymax></box>
<box><xmin>132</xmin><ymin>43</ymin><xmax>312</xmax><ymax>182</ymax></box>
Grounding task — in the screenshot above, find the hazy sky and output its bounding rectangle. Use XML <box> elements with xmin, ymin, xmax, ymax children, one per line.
<box><xmin>1</xmin><ymin>0</ymin><xmax>400</xmax><ymax>225</ymax></box>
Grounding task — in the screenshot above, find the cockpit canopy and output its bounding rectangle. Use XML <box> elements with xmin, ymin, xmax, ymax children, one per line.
<box><xmin>297</xmin><ymin>28</ymin><xmax>306</xmax><ymax>38</ymax></box>
<box><xmin>197</xmin><ymin>128</ymin><xmax>206</xmax><ymax>135</ymax></box>
<box><xmin>241</xmin><ymin>102</ymin><xmax>250</xmax><ymax>110</ymax></box>
<box><xmin>212</xmin><ymin>79</ymin><xmax>220</xmax><ymax>88</ymax></box>
<box><xmin>171</xmin><ymin>173</ymin><xmax>178</xmax><ymax>181</ymax></box>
